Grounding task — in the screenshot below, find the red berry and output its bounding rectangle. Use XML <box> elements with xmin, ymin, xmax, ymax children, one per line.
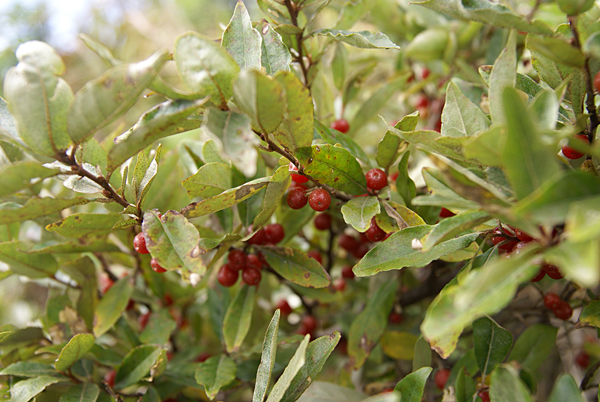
<box><xmin>415</xmin><ymin>94</ymin><xmax>429</xmax><ymax>109</ymax></box>
<box><xmin>439</xmin><ymin>208</ymin><xmax>455</xmax><ymax>218</ymax></box>
<box><xmin>228</xmin><ymin>249</ymin><xmax>247</xmax><ymax>270</ymax></box>
<box><xmin>246</xmin><ymin>254</ymin><xmax>262</xmax><ymax>270</ymax></box>
<box><xmin>359</xmin><ymin>232</ymin><xmax>370</xmax><ymax>244</ymax></box>
<box><xmin>334</xmin><ymin>278</ymin><xmax>346</xmax><ymax>292</ymax></box>
<box><xmin>290</xmin><ymin>181</ymin><xmax>307</xmax><ymax>190</ymax></box>
<box><xmin>195</xmin><ymin>352</ymin><xmax>211</xmax><ymax>363</ymax></box>
<box><xmin>491</xmin><ymin>236</ymin><xmax>505</xmax><ymax>246</ymax></box>
<box><xmin>104</xmin><ymin>369</ymin><xmax>116</xmax><ymax>388</ymax></box>
<box><xmin>242</xmin><ymin>266</ymin><xmax>262</xmax><ymax>286</ymax></box>
<box><xmin>478</xmin><ymin>390</ymin><xmax>490</xmax><ymax>402</ymax></box>
<box><xmin>341</xmin><ymin>266</ymin><xmax>355</xmax><ymax>279</ymax></box>
<box><xmin>595</xmin><ymin>71</ymin><xmax>600</xmax><ymax>92</ymax></box>
<box><xmin>297</xmin><ymin>326</ymin><xmax>313</xmax><ymax>337</ymax></box>
<box><xmin>389</xmin><ymin>312</ymin><xmax>403</xmax><ymax>324</ymax></box>
<box><xmin>553</xmin><ymin>301</ymin><xmax>573</xmax><ymax>320</ymax></box>
<box><xmin>163</xmin><ymin>293</ymin><xmax>174</xmax><ymax>306</ymax></box>
<box><xmin>421</xmin><ymin>68</ymin><xmax>430</xmax><ymax>79</ymax></box>
<box><xmin>434</xmin><ymin>369</ymin><xmax>451</xmax><ymax>390</ymax></box>
<box><xmin>365</xmin><ymin>218</ymin><xmax>386</xmax><ymax>242</ymax></box>
<box><xmin>139</xmin><ymin>312</ymin><xmax>150</xmax><ymax>330</ymax></box>
<box><xmin>543</xmin><ymin>293</ymin><xmax>561</xmax><ymax>310</ymax></box>
<box><xmin>499</xmin><ymin>240</ymin><xmax>519</xmax><ymax>253</ymax></box>
<box><xmin>543</xmin><ymin>263</ymin><xmax>564</xmax><ymax>280</ymax></box>
<box><xmin>562</xmin><ymin>134</ymin><xmax>589</xmax><ymax>159</ymax></box>
<box><xmin>307</xmin><ymin>250</ymin><xmax>323</xmax><ymax>264</ymax></box>
<box><xmin>276</xmin><ymin>299</ymin><xmax>292</xmax><ymax>315</ymax></box>
<box><xmin>365</xmin><ymin>168</ymin><xmax>388</xmax><ymax>191</ymax></box>
<box><xmin>331</xmin><ymin>119</ymin><xmax>350</xmax><ymax>133</ymax></box>
<box><xmin>151</xmin><ymin>258</ymin><xmax>167</xmax><ymax>273</ymax></box>
<box><xmin>133</xmin><ymin>232</ymin><xmax>149</xmax><ymax>254</ymax></box>
<box><xmin>100</xmin><ymin>276</ymin><xmax>114</xmax><ymax>294</ymax></box>
<box><xmin>339</xmin><ymin>234</ymin><xmax>358</xmax><ymax>251</ymax></box>
<box><xmin>289</xmin><ymin>163</ymin><xmax>309</xmax><ymax>184</ymax></box>
<box><xmin>509</xmin><ymin>241</ymin><xmax>528</xmax><ymax>257</ymax></box>
<box><xmin>217</xmin><ymin>264</ymin><xmax>238</xmax><ymax>287</ymax></box>
<box><xmin>389</xmin><ymin>172</ymin><xmax>399</xmax><ymax>182</ymax></box>
<box><xmin>248</xmin><ymin>228</ymin><xmax>267</xmax><ymax>245</ymax></box>
<box><xmin>265</xmin><ymin>223</ymin><xmax>285</xmax><ymax>244</ymax></box>
<box><xmin>576</xmin><ymin>351</ymin><xmax>590</xmax><ymax>368</ymax></box>
<box><xmin>352</xmin><ymin>243</ymin><xmax>369</xmax><ymax>259</ymax></box>
<box><xmin>338</xmin><ymin>337</ymin><xmax>348</xmax><ymax>355</ymax></box>
<box><xmin>287</xmin><ymin>187</ymin><xmax>308</xmax><ymax>209</ymax></box>
<box><xmin>314</xmin><ymin>213</ymin><xmax>332</xmax><ymax>231</ymax></box>
<box><xmin>257</xmin><ymin>251</ymin><xmax>269</xmax><ymax>267</ymax></box>
<box><xmin>302</xmin><ymin>315</ymin><xmax>317</xmax><ymax>332</ymax></box>
<box><xmin>308</xmin><ymin>189</ymin><xmax>331</xmax><ymax>212</ymax></box>
<box><xmin>530</xmin><ymin>269</ymin><xmax>546</xmax><ymax>282</ymax></box>
<box><xmin>514</xmin><ymin>228</ymin><xmax>533</xmax><ymax>242</ymax></box>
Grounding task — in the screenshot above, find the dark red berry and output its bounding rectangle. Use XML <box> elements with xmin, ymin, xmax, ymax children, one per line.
<box><xmin>543</xmin><ymin>263</ymin><xmax>564</xmax><ymax>280</ymax></box>
<box><xmin>163</xmin><ymin>293</ymin><xmax>174</xmax><ymax>306</ymax></box>
<box><xmin>218</xmin><ymin>264</ymin><xmax>238</xmax><ymax>287</ymax></box>
<box><xmin>276</xmin><ymin>299</ymin><xmax>292</xmax><ymax>315</ymax></box>
<box><xmin>341</xmin><ymin>266</ymin><xmax>355</xmax><ymax>279</ymax></box>
<box><xmin>576</xmin><ymin>351</ymin><xmax>590</xmax><ymax>368</ymax></box>
<box><xmin>498</xmin><ymin>240</ymin><xmax>519</xmax><ymax>254</ymax></box>
<box><xmin>195</xmin><ymin>352</ymin><xmax>211</xmax><ymax>363</ymax></box>
<box><xmin>289</xmin><ymin>163</ymin><xmax>309</xmax><ymax>184</ymax></box>
<box><xmin>139</xmin><ymin>312</ymin><xmax>150</xmax><ymax>330</ymax></box>
<box><xmin>352</xmin><ymin>243</ymin><xmax>369</xmax><ymax>259</ymax></box>
<box><xmin>151</xmin><ymin>258</ymin><xmax>167</xmax><ymax>273</ymax></box>
<box><xmin>415</xmin><ymin>95</ymin><xmax>429</xmax><ymax>109</ymax></box>
<box><xmin>365</xmin><ymin>218</ymin><xmax>386</xmax><ymax>242</ymax></box>
<box><xmin>530</xmin><ymin>269</ymin><xmax>546</xmax><ymax>282</ymax></box>
<box><xmin>478</xmin><ymin>390</ymin><xmax>490</xmax><ymax>402</ymax></box>
<box><xmin>242</xmin><ymin>266</ymin><xmax>262</xmax><ymax>286</ymax></box>
<box><xmin>543</xmin><ymin>293</ymin><xmax>561</xmax><ymax>310</ymax></box>
<box><xmin>309</xmin><ymin>189</ymin><xmax>331</xmax><ymax>212</ymax></box>
<box><xmin>307</xmin><ymin>250</ymin><xmax>322</xmax><ymax>264</ymax></box>
<box><xmin>248</xmin><ymin>228</ymin><xmax>267</xmax><ymax>245</ymax></box>
<box><xmin>595</xmin><ymin>72</ymin><xmax>600</xmax><ymax>92</ymax></box>
<box><xmin>104</xmin><ymin>369</ymin><xmax>116</xmax><ymax>388</ymax></box>
<box><xmin>331</xmin><ymin>119</ymin><xmax>350</xmax><ymax>133</ymax></box>
<box><xmin>339</xmin><ymin>234</ymin><xmax>358</xmax><ymax>251</ymax></box>
<box><xmin>314</xmin><ymin>213</ymin><xmax>332</xmax><ymax>230</ymax></box>
<box><xmin>389</xmin><ymin>312</ymin><xmax>403</xmax><ymax>324</ymax></box>
<box><xmin>389</xmin><ymin>172</ymin><xmax>399</xmax><ymax>182</ymax></box>
<box><xmin>359</xmin><ymin>232</ymin><xmax>370</xmax><ymax>244</ymax></box>
<box><xmin>421</xmin><ymin>68</ymin><xmax>430</xmax><ymax>79</ymax></box>
<box><xmin>514</xmin><ymin>228</ymin><xmax>534</xmax><ymax>242</ymax></box>
<box><xmin>265</xmin><ymin>223</ymin><xmax>285</xmax><ymax>244</ymax></box>
<box><xmin>297</xmin><ymin>326</ymin><xmax>314</xmax><ymax>337</ymax></box>
<box><xmin>439</xmin><ymin>208</ymin><xmax>455</xmax><ymax>218</ymax></box>
<box><xmin>562</xmin><ymin>134</ymin><xmax>589</xmax><ymax>159</ymax></box>
<box><xmin>334</xmin><ymin>278</ymin><xmax>346</xmax><ymax>292</ymax></box>
<box><xmin>434</xmin><ymin>369</ymin><xmax>450</xmax><ymax>390</ymax></box>
<box><xmin>257</xmin><ymin>251</ymin><xmax>269</xmax><ymax>267</ymax></box>
<box><xmin>302</xmin><ymin>315</ymin><xmax>317</xmax><ymax>332</ymax></box>
<box><xmin>287</xmin><ymin>187</ymin><xmax>308</xmax><ymax>209</ymax></box>
<box><xmin>246</xmin><ymin>254</ymin><xmax>262</xmax><ymax>270</ymax></box>
<box><xmin>100</xmin><ymin>276</ymin><xmax>114</xmax><ymax>294</ymax></box>
<box><xmin>365</xmin><ymin>168</ymin><xmax>388</xmax><ymax>191</ymax></box>
<box><xmin>228</xmin><ymin>249</ymin><xmax>247</xmax><ymax>270</ymax></box>
<box><xmin>491</xmin><ymin>236</ymin><xmax>505</xmax><ymax>246</ymax></box>
<box><xmin>133</xmin><ymin>232</ymin><xmax>149</xmax><ymax>254</ymax></box>
<box><xmin>553</xmin><ymin>301</ymin><xmax>573</xmax><ymax>320</ymax></box>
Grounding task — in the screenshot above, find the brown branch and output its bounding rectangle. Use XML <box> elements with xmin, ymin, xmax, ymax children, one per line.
<box><xmin>581</xmin><ymin>360</ymin><xmax>600</xmax><ymax>390</ymax></box>
<box><xmin>283</xmin><ymin>0</ymin><xmax>310</xmax><ymax>86</ymax></box>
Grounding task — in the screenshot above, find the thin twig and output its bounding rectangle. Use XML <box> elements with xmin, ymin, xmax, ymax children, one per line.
<box><xmin>283</xmin><ymin>0</ymin><xmax>310</xmax><ymax>86</ymax></box>
<box><xmin>581</xmin><ymin>360</ymin><xmax>600</xmax><ymax>390</ymax></box>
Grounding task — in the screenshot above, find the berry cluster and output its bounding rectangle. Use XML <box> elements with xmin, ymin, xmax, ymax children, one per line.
<box><xmin>218</xmin><ymin>249</ymin><xmax>265</xmax><ymax>287</ymax></box>
<box><xmin>134</xmin><ymin>232</ymin><xmax>167</xmax><ymax>273</ymax></box>
<box><xmin>287</xmin><ymin>164</ymin><xmax>332</xmax><ymax>212</ymax></box>
<box><xmin>543</xmin><ymin>292</ymin><xmax>573</xmax><ymax>321</ymax></box>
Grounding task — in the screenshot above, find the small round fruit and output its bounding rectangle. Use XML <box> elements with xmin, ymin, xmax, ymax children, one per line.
<box><xmin>341</xmin><ymin>266</ymin><xmax>355</xmax><ymax>279</ymax></box>
<box><xmin>242</xmin><ymin>266</ymin><xmax>262</xmax><ymax>286</ymax></box>
<box><xmin>218</xmin><ymin>264</ymin><xmax>238</xmax><ymax>287</ymax></box>
<box><xmin>389</xmin><ymin>312</ymin><xmax>403</xmax><ymax>324</ymax></box>
<box><xmin>248</xmin><ymin>228</ymin><xmax>266</xmax><ymax>245</ymax></box>
<box><xmin>276</xmin><ymin>299</ymin><xmax>292</xmax><ymax>315</ymax></box>
<box><xmin>530</xmin><ymin>269</ymin><xmax>546</xmax><ymax>282</ymax></box>
<box><xmin>151</xmin><ymin>258</ymin><xmax>167</xmax><ymax>273</ymax></box>
<box><xmin>339</xmin><ymin>234</ymin><xmax>358</xmax><ymax>251</ymax></box>
<box><xmin>499</xmin><ymin>240</ymin><xmax>519</xmax><ymax>254</ymax></box>
<box><xmin>265</xmin><ymin>223</ymin><xmax>285</xmax><ymax>244</ymax></box>
<box><xmin>553</xmin><ymin>301</ymin><xmax>573</xmax><ymax>320</ymax></box>
<box><xmin>365</xmin><ymin>168</ymin><xmax>388</xmax><ymax>191</ymax></box>
<box><xmin>543</xmin><ymin>292</ymin><xmax>561</xmax><ymax>310</ymax></box>
<box><xmin>133</xmin><ymin>232</ymin><xmax>149</xmax><ymax>254</ymax></box>
<box><xmin>307</xmin><ymin>250</ymin><xmax>323</xmax><ymax>264</ymax></box>
<box><xmin>359</xmin><ymin>232</ymin><xmax>370</xmax><ymax>244</ymax></box>
<box><xmin>100</xmin><ymin>276</ymin><xmax>114</xmax><ymax>294</ymax></box>
<box><xmin>576</xmin><ymin>351</ymin><xmax>590</xmax><ymax>368</ymax></box>
<box><xmin>543</xmin><ymin>263</ymin><xmax>564</xmax><ymax>280</ymax></box>
<box><xmin>104</xmin><ymin>369</ymin><xmax>117</xmax><ymax>388</ymax></box>
<box><xmin>478</xmin><ymin>390</ymin><xmax>490</xmax><ymax>402</ymax></box>
<box><xmin>228</xmin><ymin>249</ymin><xmax>247</xmax><ymax>270</ymax></box>
<box><xmin>514</xmin><ymin>228</ymin><xmax>533</xmax><ymax>242</ymax></box>
<box><xmin>352</xmin><ymin>243</ymin><xmax>369</xmax><ymax>259</ymax></box>
<box><xmin>595</xmin><ymin>71</ymin><xmax>600</xmax><ymax>93</ymax></box>
<box><xmin>331</xmin><ymin>119</ymin><xmax>350</xmax><ymax>133</ymax></box>
<box><xmin>139</xmin><ymin>312</ymin><xmax>151</xmax><ymax>330</ymax></box>
<box><xmin>421</xmin><ymin>68</ymin><xmax>430</xmax><ymax>79</ymax></box>
<box><xmin>309</xmin><ymin>189</ymin><xmax>331</xmax><ymax>212</ymax></box>
<box><xmin>314</xmin><ymin>213</ymin><xmax>332</xmax><ymax>231</ymax></box>
<box><xmin>302</xmin><ymin>315</ymin><xmax>317</xmax><ymax>332</ymax></box>
<box><xmin>415</xmin><ymin>94</ymin><xmax>429</xmax><ymax>109</ymax></box>
<box><xmin>246</xmin><ymin>254</ymin><xmax>262</xmax><ymax>270</ymax></box>
<box><xmin>434</xmin><ymin>369</ymin><xmax>451</xmax><ymax>390</ymax></box>
<box><xmin>334</xmin><ymin>278</ymin><xmax>346</xmax><ymax>292</ymax></box>
<box><xmin>289</xmin><ymin>163</ymin><xmax>309</xmax><ymax>184</ymax></box>
<box><xmin>389</xmin><ymin>172</ymin><xmax>399</xmax><ymax>182</ymax></box>
<box><xmin>562</xmin><ymin>134</ymin><xmax>589</xmax><ymax>160</ymax></box>
<box><xmin>365</xmin><ymin>218</ymin><xmax>386</xmax><ymax>242</ymax></box>
<box><xmin>287</xmin><ymin>187</ymin><xmax>308</xmax><ymax>209</ymax></box>
<box><xmin>195</xmin><ymin>352</ymin><xmax>211</xmax><ymax>363</ymax></box>
<box><xmin>439</xmin><ymin>208</ymin><xmax>456</xmax><ymax>218</ymax></box>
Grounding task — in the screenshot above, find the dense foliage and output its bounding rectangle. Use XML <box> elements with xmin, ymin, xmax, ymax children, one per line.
<box><xmin>1</xmin><ymin>0</ymin><xmax>600</xmax><ymax>401</ymax></box>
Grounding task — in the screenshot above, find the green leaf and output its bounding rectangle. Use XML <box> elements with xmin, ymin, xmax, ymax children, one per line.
<box><xmin>0</xmin><ymin>327</ymin><xmax>45</xmax><ymax>345</ymax></box>
<box><xmin>183</xmin><ymin>162</ymin><xmax>234</xmax><ymax>198</ymax></box>
<box><xmin>579</xmin><ymin>300</ymin><xmax>600</xmax><ymax>328</ymax></box>
<box><xmin>455</xmin><ymin>368</ymin><xmax>476</xmax><ymax>402</ymax></box>
<box><xmin>393</xmin><ymin>367</ymin><xmax>432</xmax><ymax>402</ymax></box>
<box><xmin>0</xmin><ymin>197</ymin><xmax>93</xmax><ymax>225</ymax></box>
<box><xmin>420</xmin><ymin>211</ymin><xmax>488</xmax><ymax>251</ymax></box>
<box><xmin>313</xmin><ymin>29</ymin><xmax>400</xmax><ymax>49</ymax></box>
<box><xmin>441</xmin><ymin>82</ymin><xmax>490</xmax><ymax>137</ymax></box>
<box><xmin>295</xmin><ymin>145</ymin><xmax>367</xmax><ymax>195</ymax></box>
<box><xmin>412</xmin><ymin>336</ymin><xmax>432</xmax><ymax>371</ymax></box>
<box><xmin>139</xmin><ymin>309</ymin><xmax>177</xmax><ymax>345</ymax></box>
<box><xmin>258</xmin><ymin>246</ymin><xmax>331</xmax><ymax>288</ymax></box>
<box><xmin>353</xmin><ymin>225</ymin><xmax>478</xmax><ymax>277</ymax></box>
<box><xmin>67</xmin><ymin>51</ymin><xmax>169</xmax><ymax>144</ymax></box>
<box><xmin>28</xmin><ymin>238</ymin><xmax>119</xmax><ymax>254</ymax></box>
<box><xmin>265</xmin><ymin>335</ymin><xmax>309</xmax><ymax>402</ymax></box>
<box><xmin>381</xmin><ymin>331</ymin><xmax>419</xmax><ymax>360</ymax></box>
<box><xmin>174</xmin><ymin>32</ymin><xmax>240</xmax><ymax>107</ymax></box>
<box><xmin>183</xmin><ymin>177</ymin><xmax>270</xmax><ymax>218</ymax></box>
<box><xmin>280</xmin><ymin>332</ymin><xmax>341</xmax><ymax>402</ymax></box>
<box><xmin>59</xmin><ymin>383</ymin><xmax>100</xmax><ymax>402</ymax></box>
<box><xmin>296</xmin><ymin>382</ymin><xmax>364</xmax><ymax>402</ymax></box>
<box><xmin>395</xmin><ymin>153</ymin><xmax>417</xmax><ymax>207</ymax></box>
<box><xmin>548</xmin><ymin>374</ymin><xmax>585</xmax><ymax>402</ymax></box>
<box><xmin>45</xmin><ymin>213</ymin><xmax>122</xmax><ymax>238</ymax></box>
<box><xmin>233</xmin><ymin>69</ymin><xmax>284</xmax><ymax>133</ymax></box>
<box><xmin>527</xmin><ymin>35</ymin><xmax>585</xmax><ymax>68</ymax></box>
<box><xmin>314</xmin><ymin>119</ymin><xmax>370</xmax><ymax>167</ymax></box>
<box><xmin>501</xmin><ymin>87</ymin><xmax>561</xmax><ymax>200</ymax></box>
<box><xmin>273</xmin><ymin>71</ymin><xmax>314</xmax><ymax>152</ymax></box>
<box><xmin>115</xmin><ymin>345</ymin><xmax>162</xmax><ymax>389</ymax></box>
<box><xmin>93</xmin><ymin>278</ymin><xmax>133</xmax><ymax>337</ymax></box>
<box><xmin>472</xmin><ymin>317</ymin><xmax>512</xmax><ymax>375</ymax></box>
<box><xmin>489</xmin><ymin>31</ymin><xmax>516</xmax><ymax>126</ymax></box>
<box><xmin>331</xmin><ymin>42</ymin><xmax>347</xmax><ymax>91</ymax></box>
<box><xmin>253</xmin><ymin>310</ymin><xmax>280</xmax><ymax>402</ymax></box>
<box><xmin>0</xmin><ymin>162</ymin><xmax>56</xmax><ymax>197</ymax></box>
<box><xmin>412</xmin><ymin>168</ymin><xmax>479</xmax><ymax>210</ymax></box>
<box><xmin>258</xmin><ymin>21</ymin><xmax>292</xmax><ymax>75</ymax></box>
<box><xmin>107</xmin><ymin>99</ymin><xmax>204</xmax><ymax>172</ymax></box>
<box><xmin>55</xmin><ymin>333</ymin><xmax>95</xmax><ymax>372</ymax></box>
<box><xmin>348</xmin><ymin>281</ymin><xmax>395</xmax><ymax>370</ymax></box>
<box><xmin>463</xmin><ymin>126</ymin><xmax>505</xmax><ymax>167</ymax></box>
<box><xmin>489</xmin><ymin>365</ymin><xmax>533</xmax><ymax>402</ymax></box>
<box><xmin>222</xmin><ymin>0</ymin><xmax>262</xmax><ymax>70</ymax></box>
<box><xmin>195</xmin><ymin>354</ymin><xmax>238</xmax><ymax>400</ymax></box>
<box><xmin>507</xmin><ymin>324</ymin><xmax>557</xmax><ymax>372</ymax></box>
<box><xmin>0</xmin><ymin>362</ymin><xmax>56</xmax><ymax>377</ymax></box>
<box><xmin>404</xmin><ymin>28</ymin><xmax>449</xmax><ymax>62</ymax></box>
<box><xmin>4</xmin><ymin>41</ymin><xmax>73</xmax><ymax>157</ymax></box>
<box><xmin>9</xmin><ymin>375</ymin><xmax>64</xmax><ymax>402</ymax></box>
<box><xmin>0</xmin><ymin>241</ymin><xmax>58</xmax><ymax>278</ymax></box>
<box><xmin>341</xmin><ymin>196</ymin><xmax>381</xmax><ymax>232</ymax></box>
<box><xmin>375</xmin><ymin>113</ymin><xmax>417</xmax><ymax>170</ymax></box>
<box><xmin>142</xmin><ymin>210</ymin><xmax>205</xmax><ymax>276</ymax></box>
<box><xmin>254</xmin><ymin>166</ymin><xmax>291</xmax><ymax>228</ymax></box>
<box><xmin>223</xmin><ymin>285</ymin><xmax>256</xmax><ymax>353</ymax></box>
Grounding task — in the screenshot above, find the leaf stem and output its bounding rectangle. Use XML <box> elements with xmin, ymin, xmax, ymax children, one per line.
<box><xmin>284</xmin><ymin>0</ymin><xmax>311</xmax><ymax>87</ymax></box>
